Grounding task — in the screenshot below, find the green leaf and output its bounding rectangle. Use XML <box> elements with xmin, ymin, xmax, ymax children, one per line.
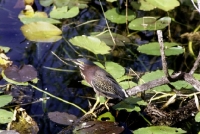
<box><xmin>137</xmin><ymin>42</ymin><xmax>184</xmax><ymax>56</ymax></box>
<box><xmin>105</xmin><ymin>8</ymin><xmax>135</xmax><ymax>24</ymax></box>
<box><xmin>119</xmin><ymin>81</ymin><xmax>137</xmax><ymax>89</ymax></box>
<box><xmin>20</xmin><ymin>21</ymin><xmax>62</xmax><ymax>42</ymax></box>
<box><xmin>20</xmin><ymin>17</ymin><xmax>61</xmax><ymax>24</ymax></box>
<box><xmin>0</xmin><ymin>46</ymin><xmax>10</xmax><ymax>53</ymax></box>
<box><xmin>69</xmin><ymin>35</ymin><xmax>111</xmax><ymax>55</ymax></box>
<box><xmin>170</xmin><ymin>81</ymin><xmax>192</xmax><ymax>90</ymax></box>
<box><xmin>90</xmin><ymin>32</ymin><xmax>130</xmax><ymax>46</ymax></box>
<box><xmin>81</xmin><ymin>80</ymin><xmax>91</xmax><ymax>87</ymax></box>
<box><xmin>39</xmin><ymin>0</ymin><xmax>53</xmax><ymax>7</ymax></box>
<box><xmin>93</xmin><ymin>62</ymin><xmax>105</xmax><ymax>69</ymax></box>
<box><xmin>106</xmin><ymin>0</ymin><xmax>117</xmax><ymax>2</ymax></box>
<box><xmin>195</xmin><ymin>112</ymin><xmax>200</xmax><ymax>122</ymax></box>
<box><xmin>97</xmin><ymin>112</ymin><xmax>115</xmax><ymax>122</ymax></box>
<box><xmin>139</xmin><ymin>70</ymin><xmax>173</xmax><ymax>92</ymax></box>
<box><xmin>50</xmin><ymin>6</ymin><xmax>79</xmax><ymax>19</ymax></box>
<box><xmin>133</xmin><ymin>126</ymin><xmax>187</xmax><ymax>134</ymax></box>
<box><xmin>146</xmin><ymin>0</ymin><xmax>180</xmax><ymax>11</ymax></box>
<box><xmin>128</xmin><ymin>17</ymin><xmax>171</xmax><ymax>31</ymax></box>
<box><xmin>113</xmin><ymin>96</ymin><xmax>146</xmax><ymax>112</ymax></box>
<box><xmin>105</xmin><ymin>62</ymin><xmax>125</xmax><ymax>79</ymax></box>
<box><xmin>0</xmin><ymin>95</ymin><xmax>13</xmax><ymax>108</ymax></box>
<box><xmin>131</xmin><ymin>0</ymin><xmax>155</xmax><ymax>11</ymax></box>
<box><xmin>0</xmin><ymin>109</ymin><xmax>13</xmax><ymax>124</ymax></box>
<box><xmin>117</xmin><ymin>75</ymin><xmax>133</xmax><ymax>82</ymax></box>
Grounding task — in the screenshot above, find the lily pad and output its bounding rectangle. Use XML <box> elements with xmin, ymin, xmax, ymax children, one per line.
<box><xmin>0</xmin><ymin>46</ymin><xmax>10</xmax><ymax>53</ymax></box>
<box><xmin>146</xmin><ymin>0</ymin><xmax>180</xmax><ymax>11</ymax></box>
<box><xmin>73</xmin><ymin>121</ymin><xmax>124</xmax><ymax>133</ymax></box>
<box><xmin>131</xmin><ymin>0</ymin><xmax>155</xmax><ymax>11</ymax></box>
<box><xmin>139</xmin><ymin>70</ymin><xmax>174</xmax><ymax>92</ymax></box>
<box><xmin>97</xmin><ymin>112</ymin><xmax>115</xmax><ymax>122</ymax></box>
<box><xmin>133</xmin><ymin>126</ymin><xmax>186</xmax><ymax>134</ymax></box>
<box><xmin>128</xmin><ymin>17</ymin><xmax>171</xmax><ymax>31</ymax></box>
<box><xmin>0</xmin><ymin>109</ymin><xmax>13</xmax><ymax>124</ymax></box>
<box><xmin>105</xmin><ymin>62</ymin><xmax>125</xmax><ymax>79</ymax></box>
<box><xmin>105</xmin><ymin>8</ymin><xmax>135</xmax><ymax>24</ymax></box>
<box><xmin>20</xmin><ymin>21</ymin><xmax>62</xmax><ymax>42</ymax></box>
<box><xmin>119</xmin><ymin>81</ymin><xmax>137</xmax><ymax>89</ymax></box>
<box><xmin>48</xmin><ymin>112</ymin><xmax>77</xmax><ymax>125</ymax></box>
<box><xmin>113</xmin><ymin>96</ymin><xmax>147</xmax><ymax>112</ymax></box>
<box><xmin>39</xmin><ymin>0</ymin><xmax>89</xmax><ymax>9</ymax></box>
<box><xmin>69</xmin><ymin>35</ymin><xmax>111</xmax><ymax>55</ymax></box>
<box><xmin>0</xmin><ymin>95</ymin><xmax>13</xmax><ymax>108</ymax></box>
<box><xmin>50</xmin><ymin>6</ymin><xmax>79</xmax><ymax>19</ymax></box>
<box><xmin>90</xmin><ymin>32</ymin><xmax>130</xmax><ymax>46</ymax></box>
<box><xmin>4</xmin><ymin>65</ymin><xmax>37</xmax><ymax>83</ymax></box>
<box><xmin>137</xmin><ymin>42</ymin><xmax>184</xmax><ymax>56</ymax></box>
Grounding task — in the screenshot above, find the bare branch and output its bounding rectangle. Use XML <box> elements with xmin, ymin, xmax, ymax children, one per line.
<box><xmin>157</xmin><ymin>30</ymin><xmax>170</xmax><ymax>78</ymax></box>
<box><xmin>190</xmin><ymin>50</ymin><xmax>200</xmax><ymax>74</ymax></box>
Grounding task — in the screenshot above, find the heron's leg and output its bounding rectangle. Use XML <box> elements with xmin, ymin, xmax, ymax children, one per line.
<box><xmin>104</xmin><ymin>99</ymin><xmax>110</xmax><ymax>110</ymax></box>
<box><xmin>84</xmin><ymin>96</ymin><xmax>100</xmax><ymax>117</ymax></box>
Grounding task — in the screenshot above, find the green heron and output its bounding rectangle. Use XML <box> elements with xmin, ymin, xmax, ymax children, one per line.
<box><xmin>70</xmin><ymin>58</ymin><xmax>128</xmax><ymax>115</ymax></box>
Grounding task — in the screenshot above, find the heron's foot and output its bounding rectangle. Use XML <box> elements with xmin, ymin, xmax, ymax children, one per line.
<box><xmin>84</xmin><ymin>109</ymin><xmax>97</xmax><ymax>118</ymax></box>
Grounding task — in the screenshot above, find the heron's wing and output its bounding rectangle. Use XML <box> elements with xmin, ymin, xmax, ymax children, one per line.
<box><xmin>91</xmin><ymin>69</ymin><xmax>126</xmax><ymax>99</ymax></box>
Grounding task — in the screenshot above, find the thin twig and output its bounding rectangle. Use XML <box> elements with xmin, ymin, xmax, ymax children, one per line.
<box><xmin>157</xmin><ymin>30</ymin><xmax>170</xmax><ymax>78</ymax></box>
<box><xmin>51</xmin><ymin>51</ymin><xmax>74</xmax><ymax>67</ymax></box>
<box><xmin>98</xmin><ymin>0</ymin><xmax>116</xmax><ymax>51</ymax></box>
<box><xmin>30</xmin><ymin>84</ymin><xmax>87</xmax><ymax>114</ymax></box>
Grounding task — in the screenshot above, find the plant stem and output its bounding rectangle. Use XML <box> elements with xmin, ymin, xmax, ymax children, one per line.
<box><xmin>29</xmin><ymin>84</ymin><xmax>87</xmax><ymax>114</ymax></box>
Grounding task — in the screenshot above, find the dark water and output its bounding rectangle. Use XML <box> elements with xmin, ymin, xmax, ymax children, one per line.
<box><xmin>0</xmin><ymin>1</ymin><xmax>91</xmax><ymax>133</ymax></box>
<box><xmin>0</xmin><ymin>1</ymin><xmax>163</xmax><ymax>133</ymax></box>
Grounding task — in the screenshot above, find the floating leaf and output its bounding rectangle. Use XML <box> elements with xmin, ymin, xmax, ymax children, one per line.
<box><xmin>39</xmin><ymin>0</ymin><xmax>53</xmax><ymax>7</ymax></box>
<box><xmin>146</xmin><ymin>0</ymin><xmax>180</xmax><ymax>11</ymax></box>
<box><xmin>20</xmin><ymin>21</ymin><xmax>62</xmax><ymax>42</ymax></box>
<box><xmin>18</xmin><ymin>6</ymin><xmax>60</xmax><ymax>24</ymax></box>
<box><xmin>20</xmin><ymin>16</ymin><xmax>61</xmax><ymax>24</ymax></box>
<box><xmin>137</xmin><ymin>42</ymin><xmax>184</xmax><ymax>56</ymax></box>
<box><xmin>107</xmin><ymin>0</ymin><xmax>117</xmax><ymax>2</ymax></box>
<box><xmin>69</xmin><ymin>35</ymin><xmax>111</xmax><ymax>54</ymax></box>
<box><xmin>50</xmin><ymin>6</ymin><xmax>79</xmax><ymax>19</ymax></box>
<box><xmin>139</xmin><ymin>70</ymin><xmax>174</xmax><ymax>92</ymax></box>
<box><xmin>195</xmin><ymin>112</ymin><xmax>200</xmax><ymax>122</ymax></box>
<box><xmin>105</xmin><ymin>8</ymin><xmax>135</xmax><ymax>24</ymax></box>
<box><xmin>133</xmin><ymin>126</ymin><xmax>186</xmax><ymax>134</ymax></box>
<box><xmin>131</xmin><ymin>0</ymin><xmax>155</xmax><ymax>11</ymax></box>
<box><xmin>97</xmin><ymin>112</ymin><xmax>115</xmax><ymax>122</ymax></box>
<box><xmin>4</xmin><ymin>65</ymin><xmax>37</xmax><ymax>83</ymax></box>
<box><xmin>113</xmin><ymin>96</ymin><xmax>146</xmax><ymax>112</ymax></box>
<box><xmin>0</xmin><ymin>109</ymin><xmax>13</xmax><ymax>124</ymax></box>
<box><xmin>117</xmin><ymin>75</ymin><xmax>133</xmax><ymax>83</ymax></box>
<box><xmin>105</xmin><ymin>62</ymin><xmax>125</xmax><ymax>79</ymax></box>
<box><xmin>0</xmin><ymin>95</ymin><xmax>13</xmax><ymax>108</ymax></box>
<box><xmin>39</xmin><ymin>0</ymin><xmax>89</xmax><ymax>9</ymax></box>
<box><xmin>170</xmin><ymin>81</ymin><xmax>192</xmax><ymax>90</ymax></box>
<box><xmin>90</xmin><ymin>32</ymin><xmax>130</xmax><ymax>46</ymax></box>
<box><xmin>48</xmin><ymin>112</ymin><xmax>77</xmax><ymax>125</ymax></box>
<box><xmin>0</xmin><ymin>46</ymin><xmax>10</xmax><ymax>53</ymax></box>
<box><xmin>128</xmin><ymin>17</ymin><xmax>171</xmax><ymax>31</ymax></box>
<box><xmin>119</xmin><ymin>81</ymin><xmax>137</xmax><ymax>89</ymax></box>
<box><xmin>73</xmin><ymin>121</ymin><xmax>124</xmax><ymax>133</ymax></box>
